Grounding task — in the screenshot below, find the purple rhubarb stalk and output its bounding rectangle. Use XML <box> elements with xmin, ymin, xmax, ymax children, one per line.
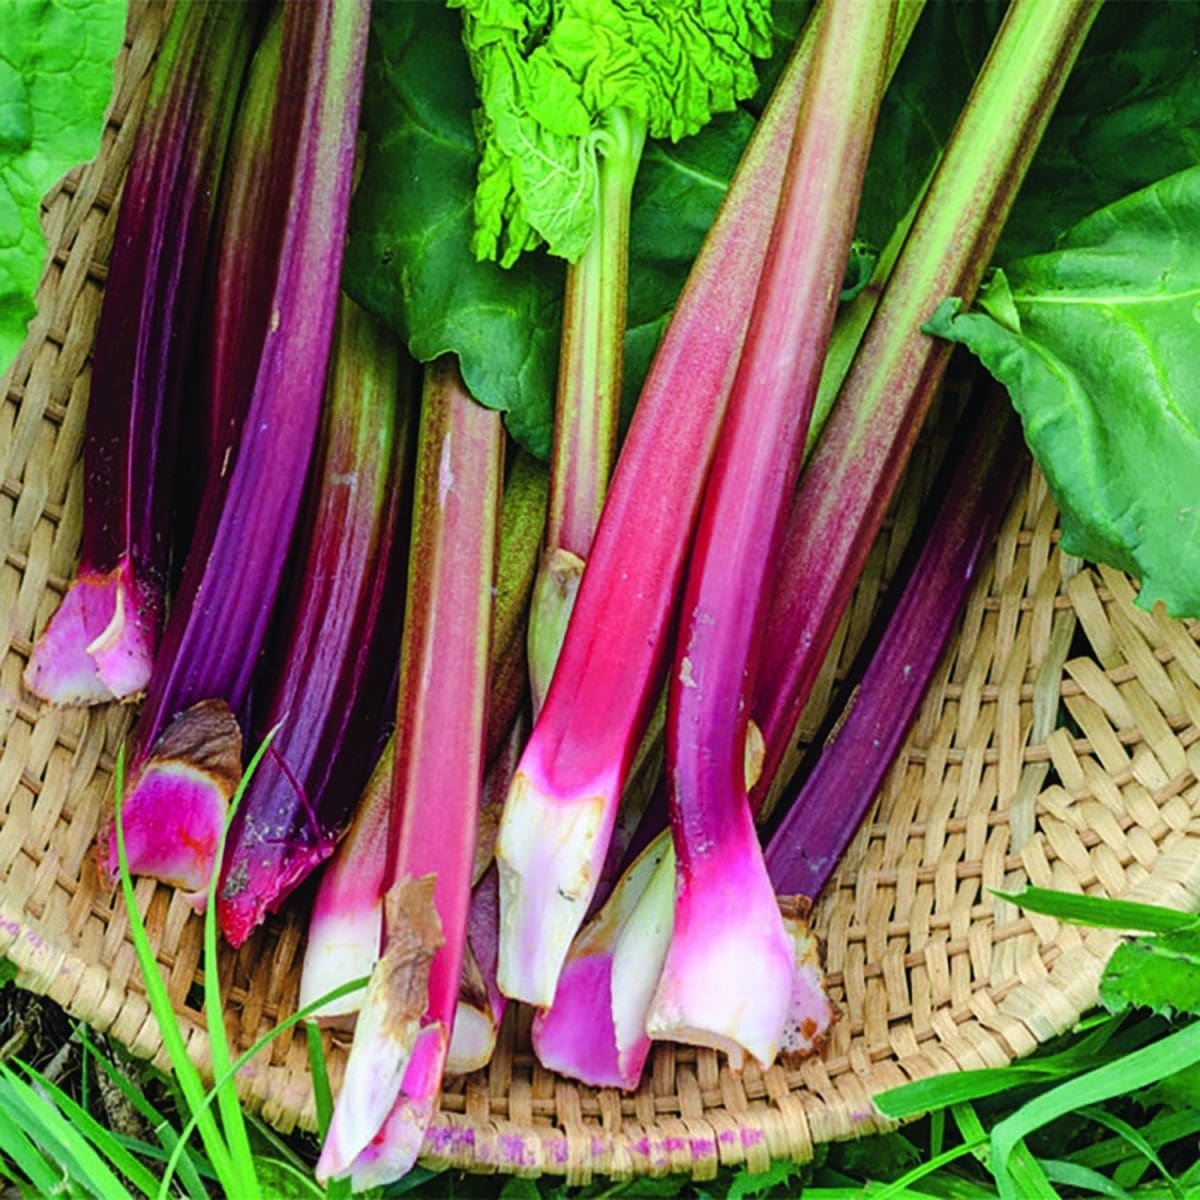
<box><xmin>645</xmin><ymin>0</ymin><xmax>896</xmax><ymax>1069</ymax></box>
<box><xmin>317</xmin><ymin>361</ymin><xmax>504</xmax><ymax>1184</ymax></box>
<box><xmin>23</xmin><ymin>0</ymin><xmax>255</xmax><ymax>705</ymax></box>
<box><xmin>765</xmin><ymin>386</ymin><xmax>1025</xmax><ymax>901</ymax></box>
<box><xmin>97</xmin><ymin>0</ymin><xmax>372</xmax><ymax>899</ymax></box>
<box><xmin>216</xmin><ymin>298</ymin><xmax>411</xmax><ymax>948</ymax></box>
<box><xmin>749</xmin><ymin>0</ymin><xmax>1101</xmax><ymax>804</ymax></box>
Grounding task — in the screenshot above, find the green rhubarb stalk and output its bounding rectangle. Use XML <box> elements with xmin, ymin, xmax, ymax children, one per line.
<box><xmin>528</xmin><ymin>109</ymin><xmax>645</xmax><ymax>712</ymax></box>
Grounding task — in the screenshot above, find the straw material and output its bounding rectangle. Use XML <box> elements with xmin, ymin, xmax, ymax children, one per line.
<box><xmin>5</xmin><ymin>1</ymin><xmax>1200</xmax><ymax>1183</ymax></box>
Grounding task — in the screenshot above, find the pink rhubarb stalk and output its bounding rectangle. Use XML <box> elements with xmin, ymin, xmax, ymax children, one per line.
<box><xmin>318</xmin><ymin>361</ymin><xmax>504</xmax><ymax>1183</ymax></box>
<box><xmin>97</xmin><ymin>0</ymin><xmax>371</xmax><ymax>899</ymax></box>
<box><xmin>644</xmin><ymin>0</ymin><xmax>894</xmax><ymax>1068</ymax></box>
<box><xmin>217</xmin><ymin>298</ymin><xmax>411</xmax><ymax>947</ymax></box>
<box><xmin>24</xmin><ymin>0</ymin><xmax>254</xmax><ymax>705</ymax></box>
<box><xmin>492</xmin><ymin>8</ymin><xmax>821</xmax><ymax>1009</ymax></box>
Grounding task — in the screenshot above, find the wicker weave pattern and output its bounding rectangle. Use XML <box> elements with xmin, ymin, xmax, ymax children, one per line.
<box><xmin>4</xmin><ymin>2</ymin><xmax>1200</xmax><ymax>1183</ymax></box>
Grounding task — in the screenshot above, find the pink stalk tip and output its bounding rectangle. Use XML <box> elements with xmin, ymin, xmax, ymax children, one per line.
<box><xmin>25</xmin><ymin>558</ymin><xmax>158</xmax><ymax>705</ymax></box>
<box><xmin>99</xmin><ymin>700</ymin><xmax>241</xmax><ymax>902</ymax></box>
<box><xmin>297</xmin><ymin>898</ymin><xmax>382</xmax><ymax>1025</ymax></box>
<box><xmin>778</xmin><ymin>898</ymin><xmax>836</xmax><ymax>1059</ymax></box>
<box><xmin>339</xmin><ymin>1024</ymin><xmax>447</xmax><ymax>1190</ymax></box>
<box><xmin>495</xmin><ymin>763</ymin><xmax>618</xmax><ymax>1006</ymax></box>
<box><xmin>645</xmin><ymin>812</ymin><xmax>792</xmax><ymax>1069</ymax></box>
<box><xmin>319</xmin><ymin>876</ymin><xmax>444</xmax><ymax>1177</ymax></box>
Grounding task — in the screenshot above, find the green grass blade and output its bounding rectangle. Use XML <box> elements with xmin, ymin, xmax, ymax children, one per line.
<box><xmin>158</xmin><ymin>974</ymin><xmax>367</xmax><ymax>1197</ymax></box>
<box><xmin>77</xmin><ymin>1029</ymin><xmax>211</xmax><ymax>1200</ymax></box>
<box><xmin>113</xmin><ymin>747</ymin><xmax>237</xmax><ymax>1187</ymax></box>
<box><xmin>991</xmin><ymin>1021</ymin><xmax>1200</xmax><ymax>1197</ymax></box>
<box><xmin>1003</xmin><ymin>1142</ymin><xmax>1058</xmax><ymax>1200</ymax></box>
<box><xmin>0</xmin><ymin>1084</ymin><xmax>63</xmax><ymax>1195</ymax></box>
<box><xmin>305</xmin><ymin>1022</ymin><xmax>334</xmax><ymax>1139</ymax></box>
<box><xmin>0</xmin><ymin>1063</ymin><xmax>132</xmax><ymax>1200</ymax></box>
<box><xmin>1070</xmin><ymin>1110</ymin><xmax>1200</xmax><ymax>1171</ymax></box>
<box><xmin>871</xmin><ymin>1139</ymin><xmax>987</xmax><ymax>1200</ymax></box>
<box><xmin>14</xmin><ymin>1061</ymin><xmax>160</xmax><ymax>1197</ymax></box>
<box><xmin>1040</xmin><ymin>1160</ymin><xmax>1132</xmax><ymax>1199</ymax></box>
<box><xmin>200</xmin><ymin>731</ymin><xmax>278</xmax><ymax>1200</ymax></box>
<box><xmin>1077</xmin><ymin>1106</ymin><xmax>1182</xmax><ymax>1199</ymax></box>
<box><xmin>993</xmin><ymin>888</ymin><xmax>1199</xmax><ymax>934</ymax></box>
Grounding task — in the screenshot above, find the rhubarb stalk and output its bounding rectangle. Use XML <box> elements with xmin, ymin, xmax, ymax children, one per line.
<box><xmin>98</xmin><ymin>0</ymin><xmax>371</xmax><ymax>898</ymax></box>
<box><xmin>750</xmin><ymin>0</ymin><xmax>1102</xmax><ymax>803</ymax></box>
<box><xmin>217</xmin><ymin>298</ymin><xmax>411</xmax><ymax>947</ymax></box>
<box><xmin>24</xmin><ymin>0</ymin><xmax>255</xmax><ymax>705</ymax></box>
<box><xmin>527</xmin><ymin>109</ymin><xmax>645</xmax><ymax>712</ymax></box>
<box><xmin>493</xmin><ymin>0</ymin><xmax>925</xmax><ymax>1008</ymax></box>
<box><xmin>318</xmin><ymin>361</ymin><xmax>504</xmax><ymax>1184</ymax></box>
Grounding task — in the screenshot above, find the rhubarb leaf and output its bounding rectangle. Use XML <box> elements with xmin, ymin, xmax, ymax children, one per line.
<box><xmin>1100</xmin><ymin>929</ymin><xmax>1200</xmax><ymax>1019</ymax></box>
<box><xmin>344</xmin><ymin>2</ymin><xmax>564</xmax><ymax>460</ymax></box>
<box><xmin>926</xmin><ymin>165</ymin><xmax>1200</xmax><ymax>618</ymax></box>
<box><xmin>0</xmin><ymin>0</ymin><xmax>124</xmax><ymax>374</ymax></box>
<box><xmin>452</xmin><ymin>0</ymin><xmax>773</xmax><ymax>264</ymax></box>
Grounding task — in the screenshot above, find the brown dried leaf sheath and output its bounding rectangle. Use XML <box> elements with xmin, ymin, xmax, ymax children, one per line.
<box><xmin>143</xmin><ymin>698</ymin><xmax>243</xmax><ymax>793</ymax></box>
<box><xmin>381</xmin><ymin>874</ymin><xmax>445</xmax><ymax>1032</ymax></box>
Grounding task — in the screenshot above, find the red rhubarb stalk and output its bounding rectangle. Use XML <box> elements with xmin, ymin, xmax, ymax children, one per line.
<box><xmin>318</xmin><ymin>361</ymin><xmax>504</xmax><ymax>1183</ymax></box>
<box><xmin>298</xmin><ymin>463</ymin><xmax>544</xmax><ymax>1023</ymax></box>
<box><xmin>23</xmin><ymin>0</ymin><xmax>255</xmax><ymax>705</ymax></box>
<box><xmin>98</xmin><ymin>0</ymin><xmax>372</xmax><ymax>899</ymax></box>
<box><xmin>217</xmin><ymin>298</ymin><xmax>411</xmax><ymax>947</ymax></box>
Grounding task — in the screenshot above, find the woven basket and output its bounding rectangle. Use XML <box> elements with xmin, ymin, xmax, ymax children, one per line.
<box><xmin>6</xmin><ymin>1</ymin><xmax>1200</xmax><ymax>1184</ymax></box>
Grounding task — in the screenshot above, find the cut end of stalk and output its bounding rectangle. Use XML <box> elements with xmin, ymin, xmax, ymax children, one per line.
<box><xmin>778</xmin><ymin>896</ymin><xmax>837</xmax><ymax>1062</ymax></box>
<box><xmin>532</xmin><ymin>835</ymin><xmax>673</xmax><ymax>1090</ymax></box>
<box><xmin>495</xmin><ymin>768</ymin><xmax>614</xmax><ymax>1006</ymax></box>
<box><xmin>99</xmin><ymin>700</ymin><xmax>241</xmax><ymax>898</ymax></box>
<box><xmin>646</xmin><ymin>834</ymin><xmax>793</xmax><ymax>1070</ymax></box>
<box><xmin>218</xmin><ymin>831</ymin><xmax>335</xmax><ymax>948</ymax></box>
<box><xmin>532</xmin><ymin>949</ymin><xmax>628</xmax><ymax>1088</ymax></box>
<box><xmin>24</xmin><ymin>560</ymin><xmax>159</xmax><ymax>705</ymax></box>
<box><xmin>342</xmin><ymin>1024</ymin><xmax>447</xmax><ymax>1191</ymax></box>
<box><xmin>445</xmin><ymin>1000</ymin><xmax>497</xmax><ymax>1076</ymax></box>
<box><xmin>318</xmin><ymin>877</ymin><xmax>443</xmax><ymax>1179</ymax></box>
<box><xmin>298</xmin><ymin>895</ymin><xmax>383</xmax><ymax>1024</ymax></box>
<box><xmin>527</xmin><ymin>547</ymin><xmax>585</xmax><ymax>716</ymax></box>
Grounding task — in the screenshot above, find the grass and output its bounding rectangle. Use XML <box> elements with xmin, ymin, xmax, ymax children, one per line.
<box><xmin>2</xmin><ymin>759</ymin><xmax>1200</xmax><ymax>1197</ymax></box>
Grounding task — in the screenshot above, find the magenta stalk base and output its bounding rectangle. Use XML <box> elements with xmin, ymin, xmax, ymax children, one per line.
<box><xmin>98</xmin><ymin>700</ymin><xmax>240</xmax><ymax>903</ymax></box>
<box><xmin>646</xmin><ymin>813</ymin><xmax>792</xmax><ymax>1069</ymax></box>
<box><xmin>25</xmin><ymin>558</ymin><xmax>159</xmax><ymax>704</ymax></box>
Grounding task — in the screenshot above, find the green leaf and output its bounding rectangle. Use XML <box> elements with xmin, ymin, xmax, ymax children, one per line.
<box><xmin>1101</xmin><ymin>929</ymin><xmax>1200</xmax><ymax>1019</ymax></box>
<box><xmin>344</xmin><ymin>2</ymin><xmax>563</xmax><ymax>460</ymax></box>
<box><xmin>451</xmin><ymin>0</ymin><xmax>772</xmax><ymax>263</ymax></box>
<box><xmin>926</xmin><ymin>166</ymin><xmax>1200</xmax><ymax>618</ymax></box>
<box><xmin>726</xmin><ymin>1160</ymin><xmax>808</xmax><ymax>1199</ymax></box>
<box><xmin>0</xmin><ymin>958</ymin><xmax>15</xmax><ymax>987</ymax></box>
<box><xmin>0</xmin><ymin>0</ymin><xmax>124</xmax><ymax>375</ymax></box>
